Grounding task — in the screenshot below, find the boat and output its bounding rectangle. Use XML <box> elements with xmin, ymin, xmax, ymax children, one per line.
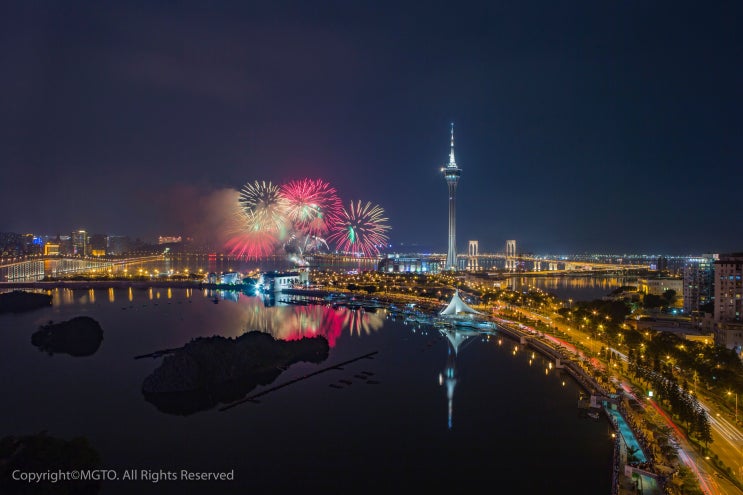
<box><xmin>433</xmin><ymin>318</ymin><xmax>453</xmax><ymax>328</ymax></box>
<box><xmin>587</xmin><ymin>410</ymin><xmax>600</xmax><ymax>420</ymax></box>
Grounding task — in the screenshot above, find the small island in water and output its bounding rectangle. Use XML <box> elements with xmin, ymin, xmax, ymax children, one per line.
<box><xmin>142</xmin><ymin>331</ymin><xmax>330</xmax><ymax>415</ymax></box>
<box><xmin>0</xmin><ymin>290</ymin><xmax>52</xmax><ymax>314</ymax></box>
<box><xmin>31</xmin><ymin>316</ymin><xmax>104</xmax><ymax>357</ymax></box>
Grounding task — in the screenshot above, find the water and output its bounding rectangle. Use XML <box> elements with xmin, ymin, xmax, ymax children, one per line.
<box><xmin>506</xmin><ymin>274</ymin><xmax>637</xmax><ymax>302</ymax></box>
<box><xmin>1</xmin><ymin>287</ymin><xmax>615</xmax><ymax>494</ymax></box>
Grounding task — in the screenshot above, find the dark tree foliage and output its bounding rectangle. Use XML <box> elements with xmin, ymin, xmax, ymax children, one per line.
<box><xmin>642</xmin><ymin>293</ymin><xmax>665</xmax><ymax>308</ymax></box>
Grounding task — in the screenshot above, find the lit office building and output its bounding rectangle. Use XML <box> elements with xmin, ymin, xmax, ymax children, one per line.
<box><xmin>713</xmin><ymin>252</ymin><xmax>743</xmax><ymax>355</ymax></box>
<box><xmin>71</xmin><ymin>230</ymin><xmax>89</xmax><ymax>256</ymax></box>
<box><xmin>683</xmin><ymin>254</ymin><xmax>716</xmax><ymax>313</ymax></box>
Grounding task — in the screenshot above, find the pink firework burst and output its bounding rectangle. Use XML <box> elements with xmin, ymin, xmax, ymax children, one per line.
<box><xmin>225</xmin><ymin>227</ymin><xmax>280</xmax><ymax>259</ymax></box>
<box><xmin>327</xmin><ymin>200</ymin><xmax>391</xmax><ymax>257</ymax></box>
<box><xmin>280</xmin><ymin>178</ymin><xmax>343</xmax><ymax>237</ymax></box>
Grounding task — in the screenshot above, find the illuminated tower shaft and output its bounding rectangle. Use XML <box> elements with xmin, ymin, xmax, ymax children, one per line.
<box><xmin>442</xmin><ymin>123</ymin><xmax>461</xmax><ymax>271</ymax></box>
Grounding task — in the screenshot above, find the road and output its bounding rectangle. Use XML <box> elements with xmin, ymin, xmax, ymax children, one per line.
<box><xmin>499</xmin><ymin>303</ymin><xmax>743</xmax><ymax>495</ymax></box>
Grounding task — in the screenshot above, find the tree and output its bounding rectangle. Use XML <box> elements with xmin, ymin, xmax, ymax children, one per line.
<box><xmin>643</xmin><ymin>293</ymin><xmax>665</xmax><ymax>309</ymax></box>
<box><xmin>662</xmin><ymin>289</ymin><xmax>677</xmax><ymax>306</ymax></box>
<box><xmin>696</xmin><ymin>409</ymin><xmax>713</xmax><ymax>448</ymax></box>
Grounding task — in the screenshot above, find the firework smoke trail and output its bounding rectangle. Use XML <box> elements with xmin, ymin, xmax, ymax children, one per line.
<box><xmin>280</xmin><ymin>178</ymin><xmax>343</xmax><ymax>237</ymax></box>
<box><xmin>327</xmin><ymin>200</ymin><xmax>391</xmax><ymax>257</ymax></box>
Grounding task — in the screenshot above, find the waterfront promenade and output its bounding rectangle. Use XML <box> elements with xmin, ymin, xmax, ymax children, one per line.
<box><xmin>493</xmin><ymin>321</ymin><xmax>663</xmax><ymax>495</ymax></box>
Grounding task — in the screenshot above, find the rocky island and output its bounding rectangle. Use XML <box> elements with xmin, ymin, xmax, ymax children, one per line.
<box><xmin>0</xmin><ymin>290</ymin><xmax>52</xmax><ymax>314</ymax></box>
<box><xmin>31</xmin><ymin>316</ymin><xmax>104</xmax><ymax>357</ymax></box>
<box><xmin>142</xmin><ymin>331</ymin><xmax>330</xmax><ymax>415</ymax></box>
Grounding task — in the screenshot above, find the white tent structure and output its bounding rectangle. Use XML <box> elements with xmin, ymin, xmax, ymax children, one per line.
<box><xmin>439</xmin><ymin>289</ymin><xmax>483</xmax><ymax>316</ymax></box>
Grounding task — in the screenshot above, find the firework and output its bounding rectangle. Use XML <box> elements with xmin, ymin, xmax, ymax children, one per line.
<box><xmin>227</xmin><ymin>183</ymin><xmax>285</xmax><ymax>259</ymax></box>
<box><xmin>280</xmin><ymin>178</ymin><xmax>343</xmax><ymax>236</ymax></box>
<box><xmin>229</xmin><ymin>177</ymin><xmax>391</xmax><ymax>261</ymax></box>
<box><xmin>327</xmin><ymin>200</ymin><xmax>390</xmax><ymax>257</ymax></box>
<box><xmin>238</xmin><ymin>180</ymin><xmax>289</xmax><ymax>236</ymax></box>
<box><xmin>225</xmin><ymin>229</ymin><xmax>279</xmax><ymax>259</ymax></box>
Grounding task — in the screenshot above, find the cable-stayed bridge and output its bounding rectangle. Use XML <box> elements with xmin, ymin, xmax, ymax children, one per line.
<box><xmin>0</xmin><ymin>254</ymin><xmax>164</xmax><ymax>282</ymax></box>
<box><xmin>459</xmin><ymin>252</ymin><xmax>650</xmax><ymax>273</ymax></box>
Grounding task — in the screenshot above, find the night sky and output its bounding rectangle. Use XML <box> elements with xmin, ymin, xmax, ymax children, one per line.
<box><xmin>2</xmin><ymin>1</ymin><xmax>741</xmax><ymax>255</ymax></box>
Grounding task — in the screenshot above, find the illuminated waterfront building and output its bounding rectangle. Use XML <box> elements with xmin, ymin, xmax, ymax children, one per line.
<box><xmin>636</xmin><ymin>277</ymin><xmax>683</xmax><ymax>297</ymax></box>
<box><xmin>43</xmin><ymin>242</ymin><xmax>60</xmax><ymax>256</ymax></box>
<box><xmin>441</xmin><ymin>123</ymin><xmax>461</xmax><ymax>271</ymax></box>
<box><xmin>377</xmin><ymin>253</ymin><xmax>441</xmax><ymax>273</ymax></box>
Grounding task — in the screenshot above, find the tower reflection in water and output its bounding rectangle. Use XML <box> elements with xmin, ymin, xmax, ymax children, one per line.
<box><xmin>438</xmin><ymin>327</ymin><xmax>483</xmax><ymax>430</ymax></box>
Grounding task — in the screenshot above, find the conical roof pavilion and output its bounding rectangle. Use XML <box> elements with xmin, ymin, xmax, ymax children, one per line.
<box><xmin>439</xmin><ymin>289</ymin><xmax>482</xmax><ymax>316</ymax></box>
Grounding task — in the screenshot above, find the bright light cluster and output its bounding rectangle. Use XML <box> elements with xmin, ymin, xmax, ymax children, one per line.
<box><xmin>226</xmin><ymin>178</ymin><xmax>390</xmax><ymax>260</ymax></box>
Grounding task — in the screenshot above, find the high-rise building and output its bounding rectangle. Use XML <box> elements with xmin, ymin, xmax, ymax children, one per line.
<box><xmin>683</xmin><ymin>254</ymin><xmax>716</xmax><ymax>314</ymax></box>
<box><xmin>106</xmin><ymin>235</ymin><xmax>131</xmax><ymax>255</ymax></box>
<box><xmin>656</xmin><ymin>256</ymin><xmax>669</xmax><ymax>273</ymax></box>
<box><xmin>713</xmin><ymin>252</ymin><xmax>743</xmax><ymax>355</ymax></box>
<box><xmin>71</xmin><ymin>230</ymin><xmax>89</xmax><ymax>257</ymax></box>
<box><xmin>90</xmin><ymin>234</ymin><xmax>108</xmax><ymax>257</ymax></box>
<box><xmin>441</xmin><ymin>123</ymin><xmax>461</xmax><ymax>271</ymax></box>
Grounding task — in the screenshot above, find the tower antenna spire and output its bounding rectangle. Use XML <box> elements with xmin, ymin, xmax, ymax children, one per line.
<box><xmin>449</xmin><ymin>122</ymin><xmax>456</xmax><ymax>167</ymax></box>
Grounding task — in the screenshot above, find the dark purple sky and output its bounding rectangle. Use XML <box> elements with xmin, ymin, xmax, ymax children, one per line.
<box><xmin>1</xmin><ymin>1</ymin><xmax>741</xmax><ymax>255</ymax></box>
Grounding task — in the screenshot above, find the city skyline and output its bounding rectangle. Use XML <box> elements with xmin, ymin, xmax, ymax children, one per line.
<box><xmin>1</xmin><ymin>2</ymin><xmax>741</xmax><ymax>256</ymax></box>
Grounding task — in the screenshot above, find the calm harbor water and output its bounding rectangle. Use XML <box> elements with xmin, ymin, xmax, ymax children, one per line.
<box><xmin>506</xmin><ymin>274</ymin><xmax>637</xmax><ymax>302</ymax></box>
<box><xmin>1</xmin><ymin>286</ymin><xmax>615</xmax><ymax>494</ymax></box>
<box><xmin>118</xmin><ymin>254</ymin><xmax>633</xmax><ymax>303</ymax></box>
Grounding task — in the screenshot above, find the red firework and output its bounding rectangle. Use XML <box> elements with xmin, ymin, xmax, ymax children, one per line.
<box><xmin>280</xmin><ymin>178</ymin><xmax>343</xmax><ymax>237</ymax></box>
<box><xmin>225</xmin><ymin>230</ymin><xmax>279</xmax><ymax>259</ymax></box>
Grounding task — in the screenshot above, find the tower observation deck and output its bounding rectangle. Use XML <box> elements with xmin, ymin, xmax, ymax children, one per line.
<box><xmin>441</xmin><ymin>123</ymin><xmax>461</xmax><ymax>271</ymax></box>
